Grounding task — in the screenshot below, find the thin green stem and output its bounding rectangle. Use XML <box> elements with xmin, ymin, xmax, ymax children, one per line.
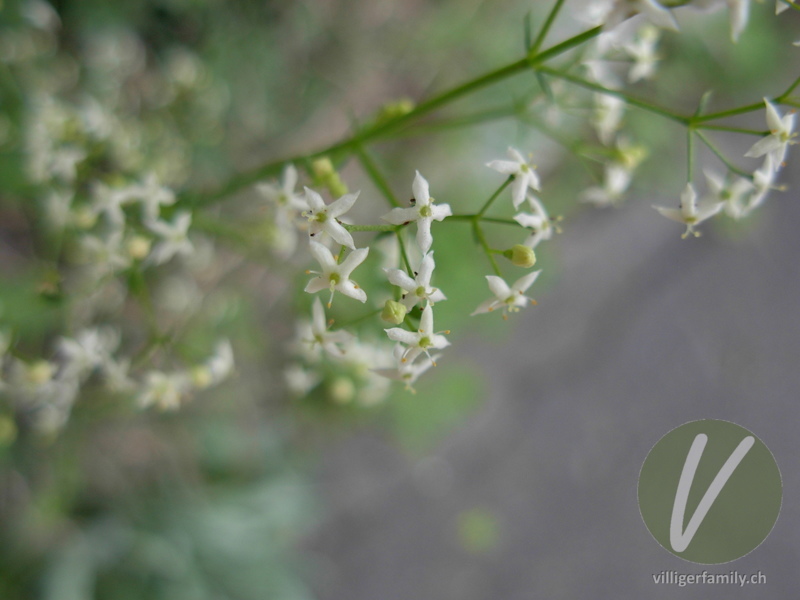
<box><xmin>354</xmin><ymin>145</ymin><xmax>401</xmax><ymax>207</ymax></box>
<box><xmin>537</xmin><ymin>66</ymin><xmax>689</xmax><ymax>124</ymax></box>
<box><xmin>334</xmin><ymin>309</ymin><xmax>382</xmax><ymax>329</ymax></box>
<box><xmin>694</xmin><ymin>130</ymin><xmax>752</xmax><ymax>178</ymax></box>
<box><xmin>473</xmin><ymin>220</ymin><xmax>501</xmax><ymax>276</ymax></box>
<box><xmin>449</xmin><ymin>214</ymin><xmax>519</xmax><ymax>226</ymax></box>
<box><xmin>343</xmin><ymin>223</ymin><xmax>398</xmax><ymax>233</ymax></box>
<box><xmin>696</xmin><ymin>124</ymin><xmax>768</xmax><ymax>136</ymax></box>
<box><xmin>395</xmin><ymin>230</ymin><xmax>414</xmax><ymax>276</ymax></box>
<box><xmin>780</xmin><ymin>73</ymin><xmax>800</xmax><ymax>98</ymax></box>
<box><xmin>687</xmin><ymin>128</ymin><xmax>695</xmax><ymax>181</ymax></box>
<box><xmin>529</xmin><ymin>0</ymin><xmax>566</xmax><ymax>55</ymax></box>
<box><xmin>478</xmin><ymin>177</ymin><xmax>513</xmax><ymax>217</ymax></box>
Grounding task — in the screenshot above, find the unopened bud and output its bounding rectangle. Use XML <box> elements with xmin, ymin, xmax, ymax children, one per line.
<box><xmin>381</xmin><ymin>299</ymin><xmax>407</xmax><ymax>325</ymax></box>
<box><xmin>503</xmin><ymin>244</ymin><xmax>536</xmax><ymax>268</ymax></box>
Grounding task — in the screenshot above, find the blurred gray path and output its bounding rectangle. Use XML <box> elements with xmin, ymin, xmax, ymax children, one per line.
<box><xmin>304</xmin><ymin>176</ymin><xmax>800</xmax><ymax>599</ymax></box>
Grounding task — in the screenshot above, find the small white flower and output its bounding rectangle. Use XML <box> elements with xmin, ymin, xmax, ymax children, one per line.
<box><xmin>653</xmin><ymin>183</ymin><xmax>724</xmax><ymax>238</ymax></box>
<box><xmin>305</xmin><ymin>240</ymin><xmax>369</xmax><ymax>306</ymax></box>
<box><xmin>744</xmin><ymin>99</ymin><xmax>797</xmax><ymax>170</ymax></box>
<box><xmin>513</xmin><ymin>195</ymin><xmax>560</xmax><ymax>248</ymax></box>
<box><xmin>777</xmin><ymin>0</ymin><xmax>796</xmax><ymax>14</ymax></box>
<box><xmin>284</xmin><ymin>363</ymin><xmax>320</xmax><ymax>397</ymax></box>
<box><xmin>384</xmin><ymin>252</ymin><xmax>446</xmax><ymax>311</ymax></box>
<box><xmin>256</xmin><ymin>164</ymin><xmax>307</xmax><ymax>212</ymax></box>
<box><xmin>373</xmin><ymin>345</ymin><xmax>439</xmax><ymax>392</ymax></box>
<box><xmin>622</xmin><ymin>24</ymin><xmax>660</xmax><ymax>83</ymax></box>
<box><xmin>471</xmin><ymin>271</ymin><xmax>542</xmax><ymax>318</ymax></box>
<box><xmin>703</xmin><ymin>169</ymin><xmax>753</xmax><ymax>219</ymax></box>
<box><xmin>307</xmin><ymin>298</ymin><xmax>354</xmax><ymax>358</ymax></box>
<box><xmin>303</xmin><ymin>187</ymin><xmax>359</xmax><ymax>249</ymax></box>
<box><xmin>137</xmin><ymin>371</ymin><xmax>191</xmax><ymax>411</ymax></box>
<box><xmin>146</xmin><ymin>211</ymin><xmax>194</xmax><ymax>265</ymax></box>
<box><xmin>486</xmin><ymin>147</ymin><xmax>541</xmax><ymax>209</ymax></box>
<box><xmin>80</xmin><ymin>230</ymin><xmax>131</xmax><ymax>275</ymax></box>
<box><xmin>384</xmin><ymin>303</ymin><xmax>449</xmax><ymax>365</ymax></box>
<box><xmin>581</xmin><ymin>163</ymin><xmax>633</xmax><ymax>207</ymax></box>
<box><xmin>194</xmin><ymin>340</ymin><xmax>235</xmax><ymax>387</ymax></box>
<box><xmin>381</xmin><ymin>171</ymin><xmax>452</xmax><ymax>254</ymax></box>
<box><xmin>598</xmin><ymin>0</ymin><xmax>679</xmax><ymax>32</ymax></box>
<box><xmin>748</xmin><ymin>155</ymin><xmax>784</xmax><ymax>211</ymax></box>
<box><xmin>57</xmin><ymin>327</ymin><xmax>120</xmax><ymax>380</ymax></box>
<box><xmin>592</xmin><ymin>93</ymin><xmax>626</xmax><ymax>145</ymax></box>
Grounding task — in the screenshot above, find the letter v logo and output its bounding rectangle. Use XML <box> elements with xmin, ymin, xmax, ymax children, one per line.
<box><xmin>669</xmin><ymin>433</ymin><xmax>754</xmax><ymax>552</ymax></box>
<box><xmin>638</xmin><ymin>420</ymin><xmax>782</xmax><ymax>564</ymax></box>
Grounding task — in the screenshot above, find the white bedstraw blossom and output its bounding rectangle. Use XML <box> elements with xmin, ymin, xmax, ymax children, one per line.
<box><xmin>653</xmin><ymin>183</ymin><xmax>724</xmax><ymax>238</ymax></box>
<box><xmin>137</xmin><ymin>371</ymin><xmax>191</xmax><ymax>411</ymax></box>
<box><xmin>373</xmin><ymin>345</ymin><xmax>439</xmax><ymax>393</ymax></box>
<box><xmin>703</xmin><ymin>169</ymin><xmax>753</xmax><ymax>219</ymax></box>
<box><xmin>744</xmin><ymin>99</ymin><xmax>796</xmax><ymax>170</ymax></box>
<box><xmin>581</xmin><ymin>163</ymin><xmax>633</xmax><ymax>206</ymax></box>
<box><xmin>257</xmin><ymin>164</ymin><xmax>306</xmax><ymax>213</ymax></box>
<box><xmin>303</xmin><ymin>186</ymin><xmax>359</xmax><ymax>249</ymax></box>
<box><xmin>305</xmin><ymin>240</ymin><xmax>369</xmax><ymax>306</ymax></box>
<box><xmin>513</xmin><ymin>195</ymin><xmax>560</xmax><ymax>248</ymax></box>
<box><xmin>146</xmin><ymin>211</ymin><xmax>194</xmax><ymax>265</ymax></box>
<box><xmin>748</xmin><ymin>155</ymin><xmax>783</xmax><ymax>211</ymax></box>
<box><xmin>384</xmin><ymin>252</ymin><xmax>446</xmax><ymax>310</ymax></box>
<box><xmin>597</xmin><ymin>0</ymin><xmax>679</xmax><ymax>32</ymax></box>
<box><xmin>307</xmin><ymin>297</ymin><xmax>354</xmax><ymax>358</ymax></box>
<box><xmin>471</xmin><ymin>271</ymin><xmax>542</xmax><ymax>318</ymax></box>
<box><xmin>385</xmin><ymin>303</ymin><xmax>449</xmax><ymax>365</ymax></box>
<box><xmin>381</xmin><ymin>171</ymin><xmax>452</xmax><ymax>254</ymax></box>
<box><xmin>778</xmin><ymin>0</ymin><xmax>796</xmax><ymax>14</ymax></box>
<box><xmin>593</xmin><ymin>94</ymin><xmax>626</xmax><ymax>145</ymax></box>
<box><xmin>622</xmin><ymin>24</ymin><xmax>660</xmax><ymax>82</ymax></box>
<box><xmin>486</xmin><ymin>147</ymin><xmax>541</xmax><ymax>209</ymax></box>
<box><xmin>192</xmin><ymin>340</ymin><xmax>235</xmax><ymax>389</ymax></box>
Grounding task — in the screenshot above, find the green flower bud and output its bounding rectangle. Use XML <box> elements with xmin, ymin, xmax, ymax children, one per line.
<box><xmin>503</xmin><ymin>244</ymin><xmax>537</xmax><ymax>268</ymax></box>
<box><xmin>381</xmin><ymin>299</ymin><xmax>407</xmax><ymax>325</ymax></box>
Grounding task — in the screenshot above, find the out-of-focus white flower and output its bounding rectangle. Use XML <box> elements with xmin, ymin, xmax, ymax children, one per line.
<box><xmin>304</xmin><ymin>241</ymin><xmax>369</xmax><ymax>306</ymax></box>
<box><xmin>592</xmin><ymin>94</ymin><xmax>626</xmax><ymax>145</ymax></box>
<box><xmin>137</xmin><ymin>371</ymin><xmax>191</xmax><ymax>411</ymax></box>
<box><xmin>486</xmin><ymin>147</ymin><xmax>541</xmax><ymax>209</ymax></box>
<box><xmin>385</xmin><ymin>303</ymin><xmax>449</xmax><ymax>365</ymax></box>
<box><xmin>80</xmin><ymin>231</ymin><xmax>131</xmax><ymax>275</ymax></box>
<box><xmin>513</xmin><ymin>195</ymin><xmax>560</xmax><ymax>248</ymax></box>
<box><xmin>382</xmin><ymin>171</ymin><xmax>452</xmax><ymax>253</ymax></box>
<box><xmin>146</xmin><ymin>211</ymin><xmax>193</xmax><ymax>265</ymax></box>
<box><xmin>581</xmin><ymin>163</ymin><xmax>633</xmax><ymax>207</ymax></box>
<box><xmin>595</xmin><ymin>0</ymin><xmax>679</xmax><ymax>33</ymax></box>
<box><xmin>471</xmin><ymin>271</ymin><xmax>542</xmax><ymax>318</ymax></box>
<box><xmin>191</xmin><ymin>340</ymin><xmax>235</xmax><ymax>389</ymax></box>
<box><xmin>306</xmin><ymin>298</ymin><xmax>354</xmax><ymax>359</ymax></box>
<box><xmin>748</xmin><ymin>155</ymin><xmax>784</xmax><ymax>211</ymax></box>
<box><xmin>257</xmin><ymin>164</ymin><xmax>306</xmax><ymax>211</ymax></box>
<box><xmin>653</xmin><ymin>183</ymin><xmax>724</xmax><ymax>238</ymax></box>
<box><xmin>777</xmin><ymin>0</ymin><xmax>796</xmax><ymax>14</ymax></box>
<box><xmin>57</xmin><ymin>327</ymin><xmax>120</xmax><ymax>380</ymax></box>
<box><xmin>303</xmin><ymin>187</ymin><xmax>359</xmax><ymax>249</ymax></box>
<box><xmin>284</xmin><ymin>363</ymin><xmax>320</xmax><ymax>397</ymax></box>
<box><xmin>384</xmin><ymin>252</ymin><xmax>446</xmax><ymax>311</ymax></box>
<box><xmin>744</xmin><ymin>98</ymin><xmax>796</xmax><ymax>170</ymax></box>
<box><xmin>623</xmin><ymin>24</ymin><xmax>660</xmax><ymax>82</ymax></box>
<box><xmin>703</xmin><ymin>169</ymin><xmax>754</xmax><ymax>219</ymax></box>
<box><xmin>373</xmin><ymin>345</ymin><xmax>439</xmax><ymax>393</ymax></box>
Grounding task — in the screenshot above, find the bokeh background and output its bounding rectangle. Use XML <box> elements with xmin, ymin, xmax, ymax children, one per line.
<box><xmin>0</xmin><ymin>0</ymin><xmax>798</xmax><ymax>598</ymax></box>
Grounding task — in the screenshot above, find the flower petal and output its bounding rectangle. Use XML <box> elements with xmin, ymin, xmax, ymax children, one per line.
<box><xmin>381</xmin><ymin>207</ymin><xmax>419</xmax><ymax>225</ymax></box>
<box><xmin>416</xmin><ymin>217</ymin><xmax>433</xmax><ymax>254</ymax></box>
<box><xmin>338</xmin><ymin>247</ymin><xmax>369</xmax><ymax>278</ymax></box>
<box><xmin>512</xmin><ymin>270</ymin><xmax>541</xmax><ymax>294</ymax></box>
<box><xmin>486</xmin><ymin>275</ymin><xmax>511</xmax><ymax>300</ymax></box>
<box><xmin>327</xmin><ymin>191</ymin><xmax>359</xmax><ymax>218</ymax></box>
<box><xmin>309</xmin><ymin>240</ymin><xmax>337</xmax><ymax>271</ymax></box>
<box><xmin>412</xmin><ymin>171</ymin><xmax>430</xmax><ymax>204</ymax></box>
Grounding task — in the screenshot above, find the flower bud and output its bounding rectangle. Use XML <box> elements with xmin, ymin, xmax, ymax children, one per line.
<box><xmin>381</xmin><ymin>299</ymin><xmax>407</xmax><ymax>325</ymax></box>
<box><xmin>503</xmin><ymin>244</ymin><xmax>536</xmax><ymax>268</ymax></box>
<box><xmin>312</xmin><ymin>157</ymin><xmax>349</xmax><ymax>196</ymax></box>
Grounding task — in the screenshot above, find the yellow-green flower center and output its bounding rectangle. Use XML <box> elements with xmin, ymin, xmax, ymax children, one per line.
<box><xmin>415</xmin><ymin>286</ymin><xmax>426</xmax><ymax>297</ymax></box>
<box><xmin>419</xmin><ymin>336</ymin><xmax>432</xmax><ymax>348</ymax></box>
<box><xmin>329</xmin><ymin>272</ymin><xmax>341</xmax><ymax>285</ymax></box>
<box><xmin>419</xmin><ymin>205</ymin><xmax>432</xmax><ymax>218</ymax></box>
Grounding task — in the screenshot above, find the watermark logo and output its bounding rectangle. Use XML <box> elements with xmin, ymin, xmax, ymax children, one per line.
<box><xmin>638</xmin><ymin>420</ymin><xmax>781</xmax><ymax>564</ymax></box>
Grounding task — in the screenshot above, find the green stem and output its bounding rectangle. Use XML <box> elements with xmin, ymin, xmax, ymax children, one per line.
<box><xmin>354</xmin><ymin>145</ymin><xmax>401</xmax><ymax>207</ymax></box>
<box><xmin>537</xmin><ymin>66</ymin><xmax>689</xmax><ymax>124</ymax></box>
<box><xmin>478</xmin><ymin>177</ymin><xmax>513</xmax><ymax>217</ymax></box>
<box><xmin>696</xmin><ymin>124</ymin><xmax>768</xmax><ymax>136</ymax></box>
<box><xmin>529</xmin><ymin>0</ymin><xmax>566</xmax><ymax>55</ymax></box>
<box><xmin>395</xmin><ymin>230</ymin><xmax>414</xmax><ymax>276</ymax></box>
<box><xmin>473</xmin><ymin>220</ymin><xmax>501</xmax><ymax>276</ymax></box>
<box><xmin>694</xmin><ymin>130</ymin><xmax>752</xmax><ymax>179</ymax></box>
<box><xmin>687</xmin><ymin>128</ymin><xmax>695</xmax><ymax>181</ymax></box>
<box><xmin>343</xmin><ymin>223</ymin><xmax>398</xmax><ymax>232</ymax></box>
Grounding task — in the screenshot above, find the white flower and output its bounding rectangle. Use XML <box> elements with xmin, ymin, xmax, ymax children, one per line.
<box><xmin>137</xmin><ymin>371</ymin><xmax>191</xmax><ymax>411</ymax></box>
<box><xmin>622</xmin><ymin>24</ymin><xmax>660</xmax><ymax>82</ymax></box>
<box><xmin>513</xmin><ymin>195</ymin><xmax>560</xmax><ymax>248</ymax></box>
<box><xmin>744</xmin><ymin>99</ymin><xmax>796</xmax><ymax>170</ymax></box>
<box><xmin>192</xmin><ymin>340</ymin><xmax>235</xmax><ymax>389</ymax></box>
<box><xmin>373</xmin><ymin>345</ymin><xmax>439</xmax><ymax>392</ymax></box>
<box><xmin>284</xmin><ymin>363</ymin><xmax>320</xmax><ymax>397</ymax></box>
<box><xmin>653</xmin><ymin>183</ymin><xmax>724</xmax><ymax>238</ymax></box>
<box><xmin>307</xmin><ymin>298</ymin><xmax>354</xmax><ymax>358</ymax></box>
<box><xmin>303</xmin><ymin>187</ymin><xmax>359</xmax><ymax>249</ymax></box>
<box><xmin>777</xmin><ymin>0</ymin><xmax>796</xmax><ymax>14</ymax></box>
<box><xmin>57</xmin><ymin>327</ymin><xmax>120</xmax><ymax>380</ymax></box>
<box><xmin>748</xmin><ymin>155</ymin><xmax>784</xmax><ymax>211</ymax></box>
<box><xmin>592</xmin><ymin>94</ymin><xmax>626</xmax><ymax>145</ymax></box>
<box><xmin>257</xmin><ymin>164</ymin><xmax>306</xmax><ymax>209</ymax></box>
<box><xmin>80</xmin><ymin>230</ymin><xmax>131</xmax><ymax>275</ymax></box>
<box><xmin>384</xmin><ymin>303</ymin><xmax>449</xmax><ymax>365</ymax></box>
<box><xmin>381</xmin><ymin>171</ymin><xmax>452</xmax><ymax>253</ymax></box>
<box><xmin>305</xmin><ymin>240</ymin><xmax>369</xmax><ymax>306</ymax></box>
<box><xmin>725</xmin><ymin>0</ymin><xmax>750</xmax><ymax>42</ymax></box>
<box><xmin>384</xmin><ymin>252</ymin><xmax>446</xmax><ymax>311</ymax></box>
<box><xmin>703</xmin><ymin>169</ymin><xmax>753</xmax><ymax>219</ymax></box>
<box><xmin>486</xmin><ymin>147</ymin><xmax>541</xmax><ymax>209</ymax></box>
<box><xmin>581</xmin><ymin>163</ymin><xmax>632</xmax><ymax>207</ymax></box>
<box><xmin>471</xmin><ymin>271</ymin><xmax>542</xmax><ymax>318</ymax></box>
<box><xmin>597</xmin><ymin>0</ymin><xmax>679</xmax><ymax>32</ymax></box>
<box><xmin>146</xmin><ymin>211</ymin><xmax>194</xmax><ymax>265</ymax></box>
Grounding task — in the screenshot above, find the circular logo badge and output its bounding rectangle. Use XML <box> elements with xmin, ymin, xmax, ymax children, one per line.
<box><xmin>638</xmin><ymin>419</ymin><xmax>781</xmax><ymax>564</ymax></box>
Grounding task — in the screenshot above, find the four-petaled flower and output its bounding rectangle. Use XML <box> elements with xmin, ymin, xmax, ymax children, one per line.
<box><xmin>471</xmin><ymin>271</ymin><xmax>542</xmax><ymax>318</ymax></box>
<box><xmin>307</xmin><ymin>297</ymin><xmax>354</xmax><ymax>358</ymax></box>
<box><xmin>384</xmin><ymin>303</ymin><xmax>449</xmax><ymax>365</ymax></box>
<box><xmin>146</xmin><ymin>211</ymin><xmax>194</xmax><ymax>265</ymax></box>
<box><xmin>381</xmin><ymin>171</ymin><xmax>452</xmax><ymax>253</ymax></box>
<box><xmin>373</xmin><ymin>345</ymin><xmax>439</xmax><ymax>393</ymax></box>
<box><xmin>487</xmin><ymin>147</ymin><xmax>541</xmax><ymax>209</ymax></box>
<box><xmin>703</xmin><ymin>169</ymin><xmax>753</xmax><ymax>220</ymax></box>
<box><xmin>600</xmin><ymin>0</ymin><xmax>678</xmax><ymax>33</ymax></box>
<box><xmin>744</xmin><ymin>98</ymin><xmax>796</xmax><ymax>170</ymax></box>
<box><xmin>303</xmin><ymin>187</ymin><xmax>359</xmax><ymax>249</ymax></box>
<box><xmin>513</xmin><ymin>195</ymin><xmax>560</xmax><ymax>248</ymax></box>
<box><xmin>384</xmin><ymin>252</ymin><xmax>446</xmax><ymax>310</ymax></box>
<box><xmin>653</xmin><ymin>183</ymin><xmax>723</xmax><ymax>238</ymax></box>
<box><xmin>305</xmin><ymin>240</ymin><xmax>369</xmax><ymax>306</ymax></box>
